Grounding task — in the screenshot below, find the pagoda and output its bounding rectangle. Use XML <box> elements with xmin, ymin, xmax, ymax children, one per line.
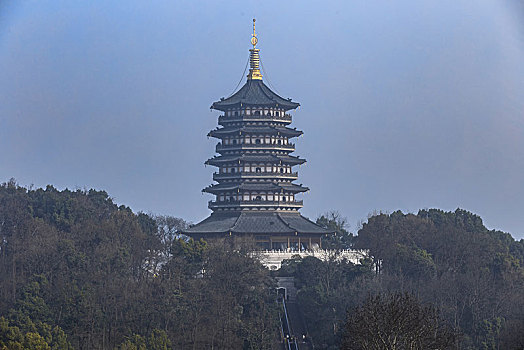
<box><xmin>184</xmin><ymin>20</ymin><xmax>330</xmax><ymax>251</ymax></box>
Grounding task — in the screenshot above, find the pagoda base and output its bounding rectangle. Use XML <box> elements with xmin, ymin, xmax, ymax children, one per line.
<box><xmin>256</xmin><ymin>249</ymin><xmax>368</xmax><ymax>270</ymax></box>
<box><xmin>183</xmin><ymin>211</ymin><xmax>331</xmax><ymax>250</ymax></box>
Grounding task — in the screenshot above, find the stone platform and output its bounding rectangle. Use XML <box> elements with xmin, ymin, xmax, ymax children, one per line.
<box><xmin>255</xmin><ymin>249</ymin><xmax>368</xmax><ymax>270</ymax></box>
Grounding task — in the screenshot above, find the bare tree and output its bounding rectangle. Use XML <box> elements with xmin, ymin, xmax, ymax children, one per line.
<box><xmin>342</xmin><ymin>293</ymin><xmax>458</xmax><ymax>350</ymax></box>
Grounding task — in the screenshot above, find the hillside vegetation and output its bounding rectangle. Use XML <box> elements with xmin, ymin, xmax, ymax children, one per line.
<box><xmin>1</xmin><ymin>179</ymin><xmax>523</xmax><ymax>349</ymax></box>
<box><xmin>290</xmin><ymin>209</ymin><xmax>524</xmax><ymax>349</ymax></box>
<box><xmin>0</xmin><ymin>180</ymin><xmax>276</xmax><ymax>349</ymax></box>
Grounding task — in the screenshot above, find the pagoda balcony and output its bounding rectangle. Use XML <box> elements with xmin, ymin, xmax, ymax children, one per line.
<box><xmin>215</xmin><ymin>142</ymin><xmax>295</xmax><ymax>153</ymax></box>
<box><xmin>213</xmin><ymin>171</ymin><xmax>299</xmax><ymax>181</ymax></box>
<box><xmin>218</xmin><ymin>113</ymin><xmax>292</xmax><ymax>125</ymax></box>
<box><xmin>208</xmin><ymin>199</ymin><xmax>303</xmax><ymax>210</ymax></box>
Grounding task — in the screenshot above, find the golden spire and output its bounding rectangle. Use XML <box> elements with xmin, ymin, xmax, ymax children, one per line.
<box><xmin>247</xmin><ymin>18</ymin><xmax>263</xmax><ymax>80</ymax></box>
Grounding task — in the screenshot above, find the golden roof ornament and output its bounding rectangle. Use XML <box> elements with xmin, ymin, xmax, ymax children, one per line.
<box><xmin>251</xmin><ymin>18</ymin><xmax>258</xmax><ymax>47</ymax></box>
<box><xmin>247</xmin><ymin>18</ymin><xmax>263</xmax><ymax>80</ymax></box>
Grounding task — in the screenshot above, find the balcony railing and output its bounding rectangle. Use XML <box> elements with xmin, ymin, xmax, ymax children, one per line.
<box><xmin>215</xmin><ymin>142</ymin><xmax>295</xmax><ymax>153</ymax></box>
<box><xmin>213</xmin><ymin>171</ymin><xmax>298</xmax><ymax>181</ymax></box>
<box><xmin>218</xmin><ymin>113</ymin><xmax>292</xmax><ymax>124</ymax></box>
<box><xmin>208</xmin><ymin>199</ymin><xmax>303</xmax><ymax>209</ymax></box>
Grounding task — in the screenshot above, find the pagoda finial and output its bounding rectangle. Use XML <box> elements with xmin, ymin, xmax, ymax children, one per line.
<box><xmin>247</xmin><ymin>18</ymin><xmax>263</xmax><ymax>80</ymax></box>
<box><xmin>251</xmin><ymin>18</ymin><xmax>258</xmax><ymax>48</ymax></box>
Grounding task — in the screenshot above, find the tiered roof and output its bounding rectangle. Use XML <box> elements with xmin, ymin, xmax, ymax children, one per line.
<box><xmin>203</xmin><ymin>182</ymin><xmax>308</xmax><ymax>195</ymax></box>
<box><xmin>185</xmin><ymin>211</ymin><xmax>328</xmax><ymax>235</ymax></box>
<box><xmin>211</xmin><ymin>79</ymin><xmax>300</xmax><ymax>112</ymax></box>
<box><xmin>208</xmin><ymin>126</ymin><xmax>303</xmax><ymax>138</ymax></box>
<box><xmin>205</xmin><ymin>154</ymin><xmax>306</xmax><ymax>166</ymax></box>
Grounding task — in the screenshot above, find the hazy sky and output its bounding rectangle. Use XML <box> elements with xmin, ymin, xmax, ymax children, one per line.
<box><xmin>1</xmin><ymin>1</ymin><xmax>523</xmax><ymax>238</ymax></box>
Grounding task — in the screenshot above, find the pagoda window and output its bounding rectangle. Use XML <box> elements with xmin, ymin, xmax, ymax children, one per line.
<box><xmin>232</xmin><ymin>139</ymin><xmax>237</xmax><ymax>145</ymax></box>
<box><xmin>254</xmin><ymin>110</ymin><xmax>261</xmax><ymax>116</ymax></box>
<box><xmin>234</xmin><ymin>111</ymin><xmax>239</xmax><ymax>116</ymax></box>
<box><xmin>278</xmin><ymin>139</ymin><xmax>282</xmax><ymax>145</ymax></box>
<box><xmin>255</xmin><ymin>195</ymin><xmax>262</xmax><ymax>201</ymax></box>
<box><xmin>229</xmin><ymin>196</ymin><xmax>235</xmax><ymax>201</ymax></box>
<box><xmin>256</xmin><ymin>167</ymin><xmax>261</xmax><ymax>173</ymax></box>
<box><xmin>255</xmin><ymin>139</ymin><xmax>261</xmax><ymax>144</ymax></box>
<box><xmin>282</xmin><ymin>196</ymin><xmax>287</xmax><ymax>202</ymax></box>
<box><xmin>231</xmin><ymin>168</ymin><xmax>236</xmax><ymax>173</ymax></box>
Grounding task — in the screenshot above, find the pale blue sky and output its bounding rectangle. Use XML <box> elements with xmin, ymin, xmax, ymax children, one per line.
<box><xmin>1</xmin><ymin>0</ymin><xmax>523</xmax><ymax>238</ymax></box>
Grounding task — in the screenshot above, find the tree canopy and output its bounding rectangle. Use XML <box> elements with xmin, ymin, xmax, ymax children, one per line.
<box><xmin>342</xmin><ymin>293</ymin><xmax>457</xmax><ymax>350</ymax></box>
<box><xmin>0</xmin><ymin>180</ymin><xmax>277</xmax><ymax>349</ymax></box>
<box><xmin>1</xmin><ymin>179</ymin><xmax>523</xmax><ymax>349</ymax></box>
<box><xmin>276</xmin><ymin>209</ymin><xmax>524</xmax><ymax>349</ymax></box>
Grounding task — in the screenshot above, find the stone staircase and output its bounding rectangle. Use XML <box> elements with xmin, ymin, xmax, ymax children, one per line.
<box><xmin>276</xmin><ymin>277</ymin><xmax>313</xmax><ymax>349</ymax></box>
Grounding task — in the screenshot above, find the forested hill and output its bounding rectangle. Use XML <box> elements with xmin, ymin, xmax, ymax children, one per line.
<box><xmin>356</xmin><ymin>209</ymin><xmax>524</xmax><ymax>347</ymax></box>
<box><xmin>0</xmin><ymin>180</ymin><xmax>277</xmax><ymax>349</ymax></box>
<box><xmin>288</xmin><ymin>209</ymin><xmax>524</xmax><ymax>349</ymax></box>
<box><xmin>357</xmin><ymin>208</ymin><xmax>524</xmax><ymax>273</ymax></box>
<box><xmin>1</xmin><ymin>180</ymin><xmax>523</xmax><ymax>349</ymax></box>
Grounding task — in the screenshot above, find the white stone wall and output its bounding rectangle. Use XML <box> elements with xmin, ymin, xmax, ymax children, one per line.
<box><xmin>255</xmin><ymin>249</ymin><xmax>369</xmax><ymax>270</ymax></box>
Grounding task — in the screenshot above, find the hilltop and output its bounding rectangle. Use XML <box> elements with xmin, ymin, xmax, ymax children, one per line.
<box><xmin>0</xmin><ymin>179</ymin><xmax>523</xmax><ymax>349</ymax></box>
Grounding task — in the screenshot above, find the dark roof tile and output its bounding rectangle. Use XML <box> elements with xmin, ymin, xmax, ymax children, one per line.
<box><xmin>211</xmin><ymin>80</ymin><xmax>300</xmax><ymax>111</ymax></box>
<box><xmin>205</xmin><ymin>154</ymin><xmax>306</xmax><ymax>166</ymax></box>
<box><xmin>208</xmin><ymin>126</ymin><xmax>302</xmax><ymax>138</ymax></box>
<box><xmin>183</xmin><ymin>212</ymin><xmax>331</xmax><ymax>235</ymax></box>
<box><xmin>203</xmin><ymin>182</ymin><xmax>308</xmax><ymax>194</ymax></box>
